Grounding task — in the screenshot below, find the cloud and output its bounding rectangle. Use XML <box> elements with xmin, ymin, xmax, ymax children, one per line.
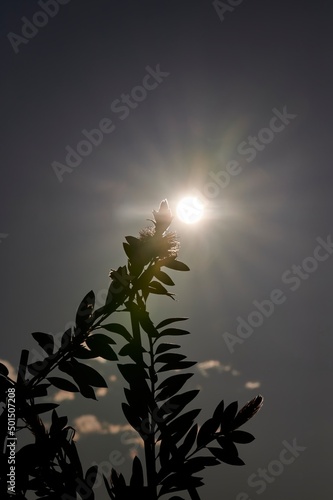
<box><xmin>108</xmin><ymin>423</ymin><xmax>133</xmax><ymax>434</ymax></box>
<box><xmin>0</xmin><ymin>359</ymin><xmax>17</xmax><ymax>381</ymax></box>
<box><xmin>72</xmin><ymin>415</ymin><xmax>143</xmax><ymax>445</ymax></box>
<box><xmin>74</xmin><ymin>415</ymin><xmax>104</xmax><ymax>434</ymax></box>
<box><xmin>95</xmin><ymin>357</ymin><xmax>107</xmax><ymax>364</ymax></box>
<box><xmin>53</xmin><ymin>390</ymin><xmax>75</xmax><ymax>402</ymax></box>
<box><xmin>73</xmin><ymin>415</ymin><xmax>134</xmax><ymax>436</ymax></box>
<box><xmin>245</xmin><ymin>381</ymin><xmax>261</xmax><ymax>389</ymax></box>
<box><xmin>96</xmin><ymin>387</ymin><xmax>108</xmax><ymax>397</ymax></box>
<box><xmin>197</xmin><ymin>360</ymin><xmax>240</xmax><ymax>377</ymax></box>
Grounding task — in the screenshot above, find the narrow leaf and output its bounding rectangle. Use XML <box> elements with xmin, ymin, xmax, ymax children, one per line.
<box><xmin>138</xmin><ymin>311</ymin><xmax>159</xmax><ymax>337</ymax></box>
<box><xmin>33</xmin><ymin>403</ymin><xmax>58</xmax><ymax>415</ymax></box>
<box><xmin>58</xmin><ymin>360</ymin><xmax>75</xmax><ymax>376</ymax></box>
<box><xmin>85</xmin><ymin>465</ymin><xmax>98</xmax><ymax>489</ymax></box>
<box><xmin>170</xmin><ymin>419</ymin><xmax>197</xmax><ymax>447</ymax></box>
<box><xmin>70</xmin><ymin>359</ymin><xmax>107</xmax><ymax>388</ymax></box>
<box><xmin>213</xmin><ymin>400</ymin><xmax>224</xmax><ymax>422</ymax></box>
<box><xmin>47</xmin><ymin>376</ymin><xmax>80</xmax><ymax>392</ymax></box>
<box><xmin>103</xmin><ymin>475</ymin><xmax>113</xmax><ymax>497</ymax></box>
<box><xmin>130</xmin><ymin>456</ymin><xmax>144</xmax><ymax>488</ymax></box>
<box><xmin>160</xmin><ymin>390</ymin><xmax>200</xmax><ymax>422</ymax></box>
<box><xmin>155</xmin><ymin>353</ymin><xmax>187</xmax><ymax>364</ymax></box>
<box><xmin>123</xmin><ymin>241</ymin><xmax>132</xmax><ymax>259</ymax></box>
<box><xmin>102</xmin><ymin>323</ymin><xmax>132</xmax><ymax>342</ymax></box>
<box><xmin>161</xmin><ymin>257</ymin><xmax>190</xmax><ymax>271</ymax></box>
<box><xmin>97</xmin><ymin>344</ymin><xmax>118</xmax><ymax>361</ymax></box>
<box><xmin>124</xmin><ymin>387</ymin><xmax>148</xmax><ymax>417</ymax></box>
<box><xmin>61</xmin><ymin>328</ymin><xmax>72</xmax><ymax>350</ymax></box>
<box><xmin>158</xmin><ymin>327</ymin><xmax>190</xmax><ymax>338</ymax></box>
<box><xmin>158</xmin><ymin>435</ymin><xmax>172</xmax><ymax>469</ymax></box>
<box><xmin>31</xmin><ymin>332</ymin><xmax>54</xmax><ymax>355</ymax></box>
<box><xmin>73</xmin><ymin>346</ymin><xmax>97</xmax><ymax>359</ymax></box>
<box><xmin>125</xmin><ymin>235</ymin><xmax>141</xmax><ymax>246</ymax></box>
<box><xmin>178</xmin><ymin>423</ymin><xmax>198</xmax><ymax>457</ymax></box>
<box><xmin>156</xmin><ymin>373</ymin><xmax>193</xmax><ymax>401</ymax></box>
<box><xmin>196</xmin><ymin>418</ymin><xmax>220</xmax><ymax>448</ymax></box>
<box><xmin>87</xmin><ymin>333</ymin><xmax>116</xmax><ymax>345</ymax></box>
<box><xmin>230</xmin><ymin>430</ymin><xmax>255</xmax><ymax>444</ymax></box>
<box><xmin>29</xmin><ymin>383</ymin><xmax>51</xmax><ymax>398</ymax></box>
<box><xmin>50</xmin><ymin>410</ymin><xmax>68</xmax><ymax>434</ymax></box>
<box><xmin>158</xmin><ymin>361</ymin><xmax>196</xmax><ymax>373</ymax></box>
<box><xmin>122</xmin><ymin>403</ymin><xmax>142</xmax><ymax>430</ymax></box>
<box><xmin>162</xmin><ymin>409</ymin><xmax>201</xmax><ymax>437</ymax></box>
<box><xmin>154</xmin><ymin>270</ymin><xmax>175</xmax><ymax>286</ymax></box>
<box><xmin>156</xmin><ymin>317</ymin><xmax>188</xmax><ymax>329</ymax></box>
<box><xmin>221</xmin><ymin>401</ymin><xmax>238</xmax><ymax>431</ymax></box>
<box><xmin>0</xmin><ymin>363</ymin><xmax>9</xmax><ymax>377</ymax></box>
<box><xmin>233</xmin><ymin>395</ymin><xmax>264</xmax><ymax>429</ymax></box>
<box><xmin>76</xmin><ymin>290</ymin><xmax>95</xmax><ymax>332</ymax></box>
<box><xmin>86</xmin><ymin>335</ymin><xmax>118</xmax><ymax>361</ymax></box>
<box><xmin>118</xmin><ymin>342</ymin><xmax>146</xmax><ymax>362</ymax></box>
<box><xmin>216</xmin><ymin>437</ymin><xmax>239</xmax><ymax>457</ymax></box>
<box><xmin>27</xmin><ymin>360</ymin><xmax>48</xmax><ymax>376</ymax></box>
<box><xmin>79</xmin><ymin>384</ymin><xmax>97</xmax><ymax>400</ymax></box>
<box><xmin>208</xmin><ymin>447</ymin><xmax>245</xmax><ymax>466</ymax></box>
<box><xmin>17</xmin><ymin>349</ymin><xmax>29</xmax><ymax>384</ymax></box>
<box><xmin>117</xmin><ymin>363</ymin><xmax>148</xmax><ymax>385</ymax></box>
<box><xmin>148</xmin><ymin>281</ymin><xmax>169</xmax><ymax>294</ymax></box>
<box><xmin>155</xmin><ymin>343</ymin><xmax>181</xmax><ymax>354</ymax></box>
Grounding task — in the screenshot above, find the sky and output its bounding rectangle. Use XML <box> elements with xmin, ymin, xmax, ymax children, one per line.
<box><xmin>1</xmin><ymin>0</ymin><xmax>333</xmax><ymax>498</ymax></box>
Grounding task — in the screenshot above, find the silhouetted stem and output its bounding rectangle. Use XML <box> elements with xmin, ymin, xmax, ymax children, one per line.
<box><xmin>188</xmin><ymin>487</ymin><xmax>201</xmax><ymax>500</ymax></box>
<box><xmin>148</xmin><ymin>331</ymin><xmax>159</xmax><ymax>498</ymax></box>
<box><xmin>130</xmin><ymin>308</ymin><xmax>157</xmax><ymax>500</ymax></box>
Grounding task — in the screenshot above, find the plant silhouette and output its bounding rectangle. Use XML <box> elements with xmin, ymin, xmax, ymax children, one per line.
<box><xmin>0</xmin><ymin>200</ymin><xmax>263</xmax><ymax>499</ymax></box>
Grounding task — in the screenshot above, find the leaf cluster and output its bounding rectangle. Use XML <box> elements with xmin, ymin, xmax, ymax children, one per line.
<box><xmin>0</xmin><ymin>200</ymin><xmax>263</xmax><ymax>500</ymax></box>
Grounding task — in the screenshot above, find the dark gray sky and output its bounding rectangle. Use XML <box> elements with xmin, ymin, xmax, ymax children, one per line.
<box><xmin>1</xmin><ymin>1</ymin><xmax>333</xmax><ymax>499</ymax></box>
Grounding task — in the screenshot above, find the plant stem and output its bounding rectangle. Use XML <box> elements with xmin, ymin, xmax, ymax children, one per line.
<box><xmin>188</xmin><ymin>487</ymin><xmax>201</xmax><ymax>500</ymax></box>
<box><xmin>148</xmin><ymin>331</ymin><xmax>159</xmax><ymax>499</ymax></box>
<box><xmin>130</xmin><ymin>307</ymin><xmax>157</xmax><ymax>500</ymax></box>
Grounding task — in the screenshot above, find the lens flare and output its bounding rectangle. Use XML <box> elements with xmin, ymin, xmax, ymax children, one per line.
<box><xmin>176</xmin><ymin>197</ymin><xmax>204</xmax><ymax>224</ymax></box>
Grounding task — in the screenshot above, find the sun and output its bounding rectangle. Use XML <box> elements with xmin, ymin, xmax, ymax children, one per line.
<box><xmin>176</xmin><ymin>196</ymin><xmax>204</xmax><ymax>224</ymax></box>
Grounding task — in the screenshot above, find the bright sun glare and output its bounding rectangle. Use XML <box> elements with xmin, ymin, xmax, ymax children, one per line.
<box><xmin>176</xmin><ymin>196</ymin><xmax>204</xmax><ymax>224</ymax></box>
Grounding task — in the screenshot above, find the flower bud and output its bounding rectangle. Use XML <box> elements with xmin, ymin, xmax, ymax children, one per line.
<box><xmin>152</xmin><ymin>199</ymin><xmax>173</xmax><ymax>234</ymax></box>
